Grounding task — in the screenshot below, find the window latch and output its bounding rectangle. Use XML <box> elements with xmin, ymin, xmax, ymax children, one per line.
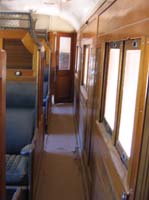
<box><xmin>120</xmin><ymin>152</ymin><xmax>127</xmax><ymax>163</ymax></box>
<box><xmin>121</xmin><ymin>192</ymin><xmax>129</xmax><ymax>200</ymax></box>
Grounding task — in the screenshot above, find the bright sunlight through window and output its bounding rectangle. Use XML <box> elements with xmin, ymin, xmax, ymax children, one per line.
<box><xmin>59</xmin><ymin>37</ymin><xmax>71</xmax><ymax>70</ymax></box>
<box><xmin>83</xmin><ymin>47</ymin><xmax>89</xmax><ymax>86</ymax></box>
<box><xmin>104</xmin><ymin>48</ymin><xmax>120</xmax><ymax>131</ymax></box>
<box><xmin>118</xmin><ymin>50</ymin><xmax>141</xmax><ymax>157</ymax></box>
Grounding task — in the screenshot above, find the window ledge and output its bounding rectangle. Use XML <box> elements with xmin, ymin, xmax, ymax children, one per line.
<box><xmin>95</xmin><ymin>120</ymin><xmax>129</xmax><ymax>193</ymax></box>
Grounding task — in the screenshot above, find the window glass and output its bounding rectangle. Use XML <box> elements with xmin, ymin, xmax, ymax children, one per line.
<box><xmin>83</xmin><ymin>46</ymin><xmax>89</xmax><ymax>86</ymax></box>
<box><xmin>118</xmin><ymin>50</ymin><xmax>141</xmax><ymax>157</ymax></box>
<box><xmin>59</xmin><ymin>37</ymin><xmax>71</xmax><ymax>70</ymax></box>
<box><xmin>104</xmin><ymin>48</ymin><xmax>120</xmax><ymax>131</ymax></box>
<box><xmin>75</xmin><ymin>47</ymin><xmax>80</xmax><ymax>73</ymax></box>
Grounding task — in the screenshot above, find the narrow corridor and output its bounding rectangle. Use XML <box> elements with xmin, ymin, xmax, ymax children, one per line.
<box><xmin>36</xmin><ymin>104</ymin><xmax>85</xmax><ymax>200</ymax></box>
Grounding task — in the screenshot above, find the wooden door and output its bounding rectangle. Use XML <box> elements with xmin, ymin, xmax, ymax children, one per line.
<box><xmin>55</xmin><ymin>33</ymin><xmax>76</xmax><ymax>103</ymax></box>
<box><xmin>0</xmin><ymin>49</ymin><xmax>6</xmax><ymax>200</ymax></box>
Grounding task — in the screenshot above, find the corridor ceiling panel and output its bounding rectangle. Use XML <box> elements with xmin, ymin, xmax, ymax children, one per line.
<box><xmin>0</xmin><ymin>0</ymin><xmax>105</xmax><ymax>29</ymax></box>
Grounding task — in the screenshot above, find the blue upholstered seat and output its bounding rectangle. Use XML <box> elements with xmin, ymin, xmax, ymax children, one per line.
<box><xmin>6</xmin><ymin>81</ymin><xmax>36</xmax><ymax>108</ymax></box>
<box><xmin>6</xmin><ymin>81</ymin><xmax>36</xmax><ymax>188</ymax></box>
<box><xmin>6</xmin><ymin>108</ymin><xmax>35</xmax><ymax>154</ymax></box>
<box><xmin>7</xmin><ymin>188</ymin><xmax>27</xmax><ymax>200</ymax></box>
<box><xmin>6</xmin><ymin>154</ymin><xmax>28</xmax><ymax>185</ymax></box>
<box><xmin>43</xmin><ymin>68</ymin><xmax>49</xmax><ymax>127</ymax></box>
<box><xmin>44</xmin><ymin>67</ymin><xmax>49</xmax><ymax>82</ymax></box>
<box><xmin>43</xmin><ymin>81</ymin><xmax>48</xmax><ymax>100</ymax></box>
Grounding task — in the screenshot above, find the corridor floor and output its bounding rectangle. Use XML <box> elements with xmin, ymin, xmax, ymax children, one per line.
<box><xmin>36</xmin><ymin>103</ymin><xmax>85</xmax><ymax>200</ymax></box>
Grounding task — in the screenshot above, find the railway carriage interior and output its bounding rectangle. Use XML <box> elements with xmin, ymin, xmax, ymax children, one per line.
<box><xmin>0</xmin><ymin>0</ymin><xmax>149</xmax><ymax>200</ymax></box>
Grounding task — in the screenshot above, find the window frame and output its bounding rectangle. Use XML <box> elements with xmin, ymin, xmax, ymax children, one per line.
<box><xmin>115</xmin><ymin>39</ymin><xmax>141</xmax><ymax>167</ymax></box>
<box><xmin>81</xmin><ymin>45</ymin><xmax>90</xmax><ymax>90</ymax></box>
<box><xmin>100</xmin><ymin>41</ymin><xmax>123</xmax><ymax>137</ymax></box>
<box><xmin>100</xmin><ymin>39</ymin><xmax>141</xmax><ymax>167</ymax></box>
<box><xmin>58</xmin><ymin>36</ymin><xmax>72</xmax><ymax>71</ymax></box>
<box><xmin>75</xmin><ymin>46</ymin><xmax>81</xmax><ymax>74</ymax></box>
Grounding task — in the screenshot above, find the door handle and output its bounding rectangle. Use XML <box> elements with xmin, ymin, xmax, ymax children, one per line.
<box><xmin>121</xmin><ymin>192</ymin><xmax>129</xmax><ymax>200</ymax></box>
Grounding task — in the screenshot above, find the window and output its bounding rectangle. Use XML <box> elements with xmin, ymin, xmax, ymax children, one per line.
<box><xmin>101</xmin><ymin>39</ymin><xmax>141</xmax><ymax>166</ymax></box>
<box><xmin>82</xmin><ymin>45</ymin><xmax>90</xmax><ymax>88</ymax></box>
<box><xmin>118</xmin><ymin>49</ymin><xmax>141</xmax><ymax>158</ymax></box>
<box><xmin>59</xmin><ymin>36</ymin><xmax>71</xmax><ymax>70</ymax></box>
<box><xmin>104</xmin><ymin>47</ymin><xmax>121</xmax><ymax>132</ymax></box>
<box><xmin>75</xmin><ymin>46</ymin><xmax>81</xmax><ymax>73</ymax></box>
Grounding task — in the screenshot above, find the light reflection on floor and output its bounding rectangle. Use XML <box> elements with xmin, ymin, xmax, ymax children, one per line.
<box><xmin>36</xmin><ymin>104</ymin><xmax>85</xmax><ymax>200</ymax></box>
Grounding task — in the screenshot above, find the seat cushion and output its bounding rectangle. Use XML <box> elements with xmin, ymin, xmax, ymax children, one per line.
<box><xmin>43</xmin><ymin>81</ymin><xmax>48</xmax><ymax>99</ymax></box>
<box><xmin>6</xmin><ymin>154</ymin><xmax>28</xmax><ymax>185</ymax></box>
<box><xmin>6</xmin><ymin>81</ymin><xmax>36</xmax><ymax>108</ymax></box>
<box><xmin>7</xmin><ymin>188</ymin><xmax>28</xmax><ymax>200</ymax></box>
<box><xmin>6</xmin><ymin>108</ymin><xmax>35</xmax><ymax>154</ymax></box>
<box><xmin>44</xmin><ymin>67</ymin><xmax>49</xmax><ymax>82</ymax></box>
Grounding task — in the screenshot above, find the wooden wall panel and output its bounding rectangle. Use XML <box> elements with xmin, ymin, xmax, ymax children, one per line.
<box><xmin>0</xmin><ymin>30</ymin><xmax>27</xmax><ymax>39</ymax></box>
<box><xmin>75</xmin><ymin>0</ymin><xmax>149</xmax><ymax>200</ymax></box>
<box><xmin>0</xmin><ymin>38</ymin><xmax>3</xmax><ymax>49</ymax></box>
<box><xmin>98</xmin><ymin>0</ymin><xmax>149</xmax><ymax>36</ymax></box>
<box><xmin>0</xmin><ymin>50</ymin><xmax>6</xmax><ymax>200</ymax></box>
<box><xmin>4</xmin><ymin>39</ymin><xmax>32</xmax><ymax>70</ymax></box>
<box><xmin>55</xmin><ymin>75</ymin><xmax>71</xmax><ymax>100</ymax></box>
<box><xmin>81</xmin><ymin>17</ymin><xmax>98</xmax><ymax>39</ymax></box>
<box><xmin>48</xmin><ymin>32</ymin><xmax>56</xmax><ymax>95</ymax></box>
<box><xmin>32</xmin><ymin>50</ymin><xmax>45</xmax><ymax>200</ymax></box>
<box><xmin>22</xmin><ymin>32</ymin><xmax>36</xmax><ymax>54</ymax></box>
<box><xmin>135</xmin><ymin>86</ymin><xmax>149</xmax><ymax>200</ymax></box>
<box><xmin>6</xmin><ymin>69</ymin><xmax>35</xmax><ymax>81</ymax></box>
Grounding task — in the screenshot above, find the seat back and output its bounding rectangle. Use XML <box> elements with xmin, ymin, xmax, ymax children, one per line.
<box><xmin>6</xmin><ymin>81</ymin><xmax>36</xmax><ymax>108</ymax></box>
<box><xmin>44</xmin><ymin>67</ymin><xmax>49</xmax><ymax>82</ymax></box>
<box><xmin>6</xmin><ymin>81</ymin><xmax>36</xmax><ymax>154</ymax></box>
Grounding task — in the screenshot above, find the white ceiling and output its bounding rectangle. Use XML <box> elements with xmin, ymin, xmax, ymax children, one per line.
<box><xmin>0</xmin><ymin>0</ymin><xmax>105</xmax><ymax>30</ymax></box>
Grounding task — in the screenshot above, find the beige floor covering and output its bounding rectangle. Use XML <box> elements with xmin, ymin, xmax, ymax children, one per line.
<box><xmin>35</xmin><ymin>103</ymin><xmax>85</xmax><ymax>200</ymax></box>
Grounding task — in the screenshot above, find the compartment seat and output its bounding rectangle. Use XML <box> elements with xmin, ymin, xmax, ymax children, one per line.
<box><xmin>43</xmin><ymin>67</ymin><xmax>50</xmax><ymax>128</ymax></box>
<box><xmin>6</xmin><ymin>81</ymin><xmax>36</xmax><ymax>196</ymax></box>
<box><xmin>6</xmin><ymin>154</ymin><xmax>28</xmax><ymax>186</ymax></box>
<box><xmin>6</xmin><ymin>108</ymin><xmax>35</xmax><ymax>155</ymax></box>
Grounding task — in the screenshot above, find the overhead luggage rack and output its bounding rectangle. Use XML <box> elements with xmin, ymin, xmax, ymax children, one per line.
<box><xmin>0</xmin><ymin>12</ymin><xmax>40</xmax><ymax>45</ymax></box>
<box><xmin>36</xmin><ymin>29</ymin><xmax>48</xmax><ymax>41</ymax></box>
<box><xmin>0</xmin><ymin>12</ymin><xmax>34</xmax><ymax>30</ymax></box>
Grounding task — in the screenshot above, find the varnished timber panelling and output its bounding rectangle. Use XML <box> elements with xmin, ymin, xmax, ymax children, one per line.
<box><xmin>0</xmin><ymin>50</ymin><xmax>6</xmax><ymax>200</ymax></box>
<box><xmin>4</xmin><ymin>39</ymin><xmax>32</xmax><ymax>69</ymax></box>
<box><xmin>135</xmin><ymin>85</ymin><xmax>149</xmax><ymax>200</ymax></box>
<box><xmin>33</xmin><ymin>50</ymin><xmax>45</xmax><ymax>200</ymax></box>
<box><xmin>134</xmin><ymin>38</ymin><xmax>149</xmax><ymax>200</ymax></box>
<box><xmin>0</xmin><ymin>30</ymin><xmax>39</xmax><ymax>80</ymax></box>
<box><xmin>22</xmin><ymin>32</ymin><xmax>36</xmax><ymax>54</ymax></box>
<box><xmin>48</xmin><ymin>32</ymin><xmax>56</xmax><ymax>95</ymax></box>
<box><xmin>55</xmin><ymin>74</ymin><xmax>71</xmax><ymax>100</ymax></box>
<box><xmin>0</xmin><ymin>30</ymin><xmax>27</xmax><ymax>39</ymax></box>
<box><xmin>75</xmin><ymin>15</ymin><xmax>98</xmax><ymax>197</ymax></box>
<box><xmin>78</xmin><ymin>92</ymin><xmax>87</xmax><ymax>152</ymax></box>
<box><xmin>0</xmin><ymin>39</ymin><xmax>3</xmax><ymax>49</ymax></box>
<box><xmin>93</xmin><ymin>123</ymin><xmax>127</xmax><ymax>200</ymax></box>
<box><xmin>74</xmin><ymin>74</ymin><xmax>80</xmax><ymax>130</ymax></box>
<box><xmin>75</xmin><ymin>0</ymin><xmax>149</xmax><ymax>199</ymax></box>
<box><xmin>6</xmin><ymin>69</ymin><xmax>35</xmax><ymax>81</ymax></box>
<box><xmin>81</xmin><ymin>17</ymin><xmax>98</xmax><ymax>39</ymax></box>
<box><xmin>98</xmin><ymin>0</ymin><xmax>149</xmax><ymax>36</ymax></box>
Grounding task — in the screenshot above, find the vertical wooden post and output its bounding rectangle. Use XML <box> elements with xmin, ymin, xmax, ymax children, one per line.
<box><xmin>0</xmin><ymin>49</ymin><xmax>6</xmax><ymax>200</ymax></box>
